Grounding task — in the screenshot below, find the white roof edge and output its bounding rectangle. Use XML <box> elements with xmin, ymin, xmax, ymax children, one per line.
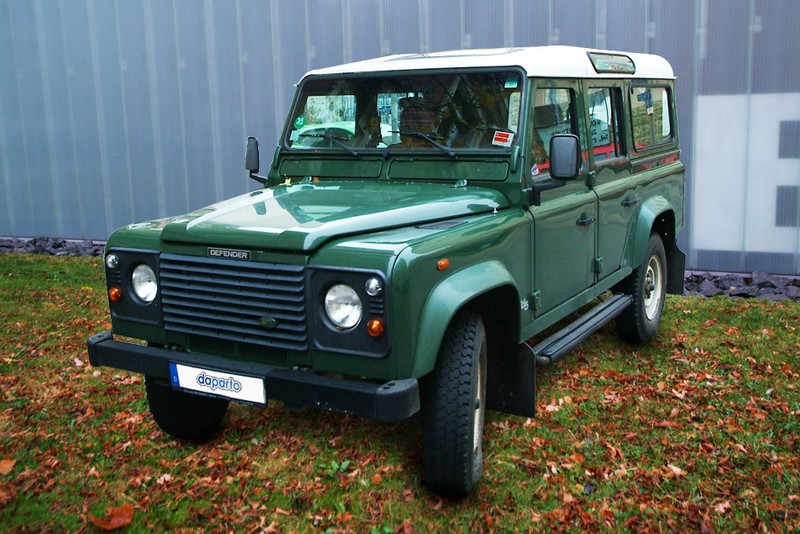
<box><xmin>302</xmin><ymin>46</ymin><xmax>675</xmax><ymax>81</ymax></box>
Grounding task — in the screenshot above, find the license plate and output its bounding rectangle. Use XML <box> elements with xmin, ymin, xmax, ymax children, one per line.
<box><xmin>169</xmin><ymin>362</ymin><xmax>266</xmax><ymax>405</ymax></box>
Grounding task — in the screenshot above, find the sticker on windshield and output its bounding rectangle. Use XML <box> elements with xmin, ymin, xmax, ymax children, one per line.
<box><xmin>289</xmin><ymin>130</ymin><xmax>300</xmax><ymax>142</ymax></box>
<box><xmin>492</xmin><ymin>131</ymin><xmax>514</xmax><ymax>147</ymax></box>
<box><xmin>293</xmin><ymin>116</ymin><xmax>306</xmax><ymax>129</ymax></box>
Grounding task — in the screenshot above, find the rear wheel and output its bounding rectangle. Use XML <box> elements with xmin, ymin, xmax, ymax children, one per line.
<box><xmin>421</xmin><ymin>310</ymin><xmax>487</xmax><ymax>497</ymax></box>
<box><xmin>145</xmin><ymin>376</ymin><xmax>229</xmax><ymax>441</ymax></box>
<box><xmin>616</xmin><ymin>233</ymin><xmax>667</xmax><ymax>344</ymax></box>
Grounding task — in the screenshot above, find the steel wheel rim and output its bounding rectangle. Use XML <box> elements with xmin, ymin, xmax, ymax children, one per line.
<box><xmin>643</xmin><ymin>254</ymin><xmax>663</xmax><ymax>321</ymax></box>
<box><xmin>473</xmin><ymin>358</ymin><xmax>484</xmax><ymax>454</ymax></box>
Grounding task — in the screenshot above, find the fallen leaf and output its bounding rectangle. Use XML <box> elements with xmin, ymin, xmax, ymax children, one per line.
<box><xmin>0</xmin><ymin>459</ymin><xmax>15</xmax><ymax>475</ymax></box>
<box><xmin>666</xmin><ymin>464</ymin><xmax>686</xmax><ymax>477</ymax></box>
<box><xmin>395</xmin><ymin>519</ymin><xmax>416</xmax><ymax>534</ymax></box>
<box><xmin>89</xmin><ymin>503</ymin><xmax>134</xmax><ymax>531</ymax></box>
<box><xmin>714</xmin><ymin>500</ymin><xmax>731</xmax><ymax>514</ymax></box>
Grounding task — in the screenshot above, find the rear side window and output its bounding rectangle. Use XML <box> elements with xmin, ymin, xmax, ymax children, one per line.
<box><xmin>630</xmin><ymin>85</ymin><xmax>672</xmax><ymax>151</ymax></box>
<box><xmin>588</xmin><ymin>87</ymin><xmax>624</xmax><ymax>161</ymax></box>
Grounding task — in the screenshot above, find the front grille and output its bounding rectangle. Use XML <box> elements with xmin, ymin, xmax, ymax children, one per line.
<box><xmin>159</xmin><ymin>253</ymin><xmax>307</xmax><ymax>352</ymax></box>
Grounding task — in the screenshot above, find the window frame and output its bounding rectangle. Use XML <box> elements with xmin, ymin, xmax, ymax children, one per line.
<box><xmin>628</xmin><ymin>83</ymin><xmax>675</xmax><ymax>154</ymax></box>
<box><xmin>586</xmin><ymin>84</ymin><xmax>627</xmax><ymax>166</ymax></box>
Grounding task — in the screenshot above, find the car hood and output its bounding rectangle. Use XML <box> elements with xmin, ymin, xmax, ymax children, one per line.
<box><xmin>159</xmin><ymin>181</ymin><xmax>509</xmax><ymax>252</ymax></box>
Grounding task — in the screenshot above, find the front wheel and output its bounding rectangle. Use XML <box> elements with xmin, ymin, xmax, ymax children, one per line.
<box><xmin>616</xmin><ymin>233</ymin><xmax>667</xmax><ymax>344</ymax></box>
<box><xmin>421</xmin><ymin>310</ymin><xmax>487</xmax><ymax>497</ymax></box>
<box><xmin>145</xmin><ymin>375</ymin><xmax>229</xmax><ymax>441</ymax></box>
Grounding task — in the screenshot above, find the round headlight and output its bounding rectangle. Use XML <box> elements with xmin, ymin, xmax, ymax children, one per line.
<box><xmin>105</xmin><ymin>253</ymin><xmax>119</xmax><ymax>269</ymax></box>
<box><xmin>131</xmin><ymin>264</ymin><xmax>158</xmax><ymax>303</ymax></box>
<box><xmin>324</xmin><ymin>284</ymin><xmax>362</xmax><ymax>330</ymax></box>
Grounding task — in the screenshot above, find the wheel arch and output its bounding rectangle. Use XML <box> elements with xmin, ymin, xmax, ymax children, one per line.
<box><xmin>410</xmin><ymin>260</ymin><xmax>521</xmax><ymax>379</ymax></box>
<box><xmin>632</xmin><ymin>197</ymin><xmax>685</xmax><ymax>295</ymax></box>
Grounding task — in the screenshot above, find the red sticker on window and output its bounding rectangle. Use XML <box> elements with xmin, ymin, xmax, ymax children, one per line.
<box><xmin>492</xmin><ymin>131</ymin><xmax>514</xmax><ymax>147</ymax></box>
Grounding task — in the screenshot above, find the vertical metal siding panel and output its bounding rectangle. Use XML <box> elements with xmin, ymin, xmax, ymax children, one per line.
<box><xmin>116</xmin><ymin>2</ymin><xmax>160</xmax><ymax>224</ymax></box>
<box><xmin>147</xmin><ymin>2</ymin><xmax>191</xmax><ymax>218</ymax></box>
<box><xmin>61</xmin><ymin>2</ymin><xmax>104</xmax><ymax>239</ymax></box>
<box><xmin>6</xmin><ymin>1</ymin><xmax>43</xmax><ymax>237</ymax></box>
<box><xmin>267</xmin><ymin>0</ymin><xmax>289</xmax><ymax>142</ymax></box>
<box><xmin>605</xmin><ymin>0</ymin><xmax>647</xmax><ymax>52</ymax></box>
<box><xmin>32</xmin><ymin>0</ymin><xmax>64</xmax><ymax>237</ymax></box>
<box><xmin>174</xmin><ymin>1</ymin><xmax>216</xmax><ymax>213</ymax></box>
<box><xmin>348</xmin><ymin>0</ymin><xmax>382</xmax><ymax>62</ymax></box>
<box><xmin>381</xmin><ymin>0</ymin><xmax>420</xmax><ymax>54</ymax></box>
<box><xmin>238</xmin><ymin>0</ymin><xmax>277</xmax><ymax>166</ymax></box>
<box><xmin>86</xmin><ymin>0</ymin><xmax>128</xmax><ymax>235</ymax></box>
<box><xmin>207</xmin><ymin>1</ymin><xmax>247</xmax><ymax>201</ymax></box>
<box><xmin>142</xmin><ymin>0</ymin><xmax>167</xmax><ymax>218</ymax></box>
<box><xmin>552</xmin><ymin>0</ymin><xmax>593</xmax><ymax>47</ymax></box>
<box><xmin>464</xmin><ymin>1</ymin><xmax>505</xmax><ymax>49</ymax></box>
<box><xmin>308</xmin><ymin>1</ymin><xmax>345</xmax><ymax>69</ymax></box>
<box><xmin>428</xmin><ymin>0</ymin><xmax>462</xmax><ymax>51</ymax></box>
<box><xmin>202</xmin><ymin>0</ymin><xmax>224</xmax><ymax>203</ymax></box>
<box><xmin>511</xmin><ymin>0</ymin><xmax>550</xmax><ymax>47</ymax></box>
<box><xmin>0</xmin><ymin>2</ymin><xmax>21</xmax><ymax>236</ymax></box>
<box><xmin>38</xmin><ymin>2</ymin><xmax>86</xmax><ymax>238</ymax></box>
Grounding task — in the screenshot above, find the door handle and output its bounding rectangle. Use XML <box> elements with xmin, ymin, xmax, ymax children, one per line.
<box><xmin>621</xmin><ymin>196</ymin><xmax>638</xmax><ymax>208</ymax></box>
<box><xmin>576</xmin><ymin>213</ymin><xmax>596</xmax><ymax>226</ymax></box>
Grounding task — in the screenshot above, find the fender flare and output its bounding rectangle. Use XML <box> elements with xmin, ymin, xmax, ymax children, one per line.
<box><xmin>631</xmin><ymin>195</ymin><xmax>674</xmax><ymax>268</ymax></box>
<box><xmin>410</xmin><ymin>260</ymin><xmax>518</xmax><ymax>378</ymax></box>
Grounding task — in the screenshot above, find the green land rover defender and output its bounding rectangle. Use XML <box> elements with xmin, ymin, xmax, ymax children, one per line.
<box><xmin>88</xmin><ymin>46</ymin><xmax>685</xmax><ymax>497</ymax></box>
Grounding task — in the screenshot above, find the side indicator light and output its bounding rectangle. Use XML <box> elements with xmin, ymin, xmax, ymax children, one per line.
<box><xmin>437</xmin><ymin>258</ymin><xmax>450</xmax><ymax>271</ymax></box>
<box><xmin>108</xmin><ymin>286</ymin><xmax>123</xmax><ymax>303</ymax></box>
<box><xmin>367</xmin><ymin>318</ymin><xmax>385</xmax><ymax>337</ymax></box>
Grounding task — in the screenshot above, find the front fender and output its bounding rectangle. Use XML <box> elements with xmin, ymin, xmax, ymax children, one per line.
<box><xmin>410</xmin><ymin>260</ymin><xmax>518</xmax><ymax>378</ymax></box>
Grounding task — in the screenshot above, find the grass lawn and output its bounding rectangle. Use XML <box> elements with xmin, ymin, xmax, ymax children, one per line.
<box><xmin>1</xmin><ymin>253</ymin><xmax>798</xmax><ymax>532</ymax></box>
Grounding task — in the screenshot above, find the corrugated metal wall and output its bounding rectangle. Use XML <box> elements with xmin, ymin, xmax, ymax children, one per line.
<box><xmin>1</xmin><ymin>0</ymin><xmax>798</xmax><ymax>273</ymax></box>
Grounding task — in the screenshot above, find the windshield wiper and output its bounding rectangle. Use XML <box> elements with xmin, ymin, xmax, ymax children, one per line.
<box><xmin>401</xmin><ymin>131</ymin><xmax>456</xmax><ymax>158</ymax></box>
<box><xmin>297</xmin><ymin>133</ymin><xmax>360</xmax><ymax>158</ymax></box>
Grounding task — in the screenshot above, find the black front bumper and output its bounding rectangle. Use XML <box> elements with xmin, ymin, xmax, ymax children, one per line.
<box><xmin>87</xmin><ymin>331</ymin><xmax>419</xmax><ymax>423</ymax></box>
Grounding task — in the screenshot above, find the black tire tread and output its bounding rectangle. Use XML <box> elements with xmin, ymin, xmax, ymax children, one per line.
<box><xmin>422</xmin><ymin>311</ymin><xmax>486</xmax><ymax>497</ymax></box>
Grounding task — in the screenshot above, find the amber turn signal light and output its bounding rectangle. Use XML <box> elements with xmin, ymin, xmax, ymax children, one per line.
<box><xmin>437</xmin><ymin>258</ymin><xmax>450</xmax><ymax>271</ymax></box>
<box><xmin>367</xmin><ymin>318</ymin><xmax>385</xmax><ymax>337</ymax></box>
<box><xmin>108</xmin><ymin>286</ymin><xmax>123</xmax><ymax>303</ymax></box>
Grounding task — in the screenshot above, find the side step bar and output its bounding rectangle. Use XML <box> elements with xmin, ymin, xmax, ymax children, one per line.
<box><xmin>533</xmin><ymin>294</ymin><xmax>632</xmax><ymax>366</ymax></box>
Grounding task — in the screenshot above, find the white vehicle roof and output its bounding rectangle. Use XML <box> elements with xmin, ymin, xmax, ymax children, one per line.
<box><xmin>304</xmin><ymin>46</ymin><xmax>674</xmax><ymax>81</ymax></box>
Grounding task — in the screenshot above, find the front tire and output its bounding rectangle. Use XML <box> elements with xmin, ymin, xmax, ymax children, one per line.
<box><xmin>616</xmin><ymin>233</ymin><xmax>667</xmax><ymax>344</ymax></box>
<box><xmin>421</xmin><ymin>310</ymin><xmax>487</xmax><ymax>497</ymax></box>
<box><xmin>145</xmin><ymin>375</ymin><xmax>229</xmax><ymax>441</ymax></box>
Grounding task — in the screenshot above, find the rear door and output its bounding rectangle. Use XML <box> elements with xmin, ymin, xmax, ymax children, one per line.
<box><xmin>587</xmin><ymin>83</ymin><xmax>634</xmax><ymax>282</ymax></box>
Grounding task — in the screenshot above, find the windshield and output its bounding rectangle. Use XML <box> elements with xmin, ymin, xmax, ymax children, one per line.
<box><xmin>286</xmin><ymin>70</ymin><xmax>523</xmax><ymax>153</ymax></box>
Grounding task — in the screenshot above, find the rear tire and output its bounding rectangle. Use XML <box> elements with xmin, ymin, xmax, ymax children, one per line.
<box><xmin>421</xmin><ymin>310</ymin><xmax>487</xmax><ymax>497</ymax></box>
<box><xmin>145</xmin><ymin>375</ymin><xmax>229</xmax><ymax>441</ymax></box>
<box><xmin>616</xmin><ymin>233</ymin><xmax>667</xmax><ymax>344</ymax></box>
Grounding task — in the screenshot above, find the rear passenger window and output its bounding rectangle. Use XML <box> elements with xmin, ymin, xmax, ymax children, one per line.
<box><xmin>588</xmin><ymin>87</ymin><xmax>623</xmax><ymax>161</ymax></box>
<box><xmin>630</xmin><ymin>86</ymin><xmax>672</xmax><ymax>150</ymax></box>
<box><xmin>530</xmin><ymin>88</ymin><xmax>576</xmax><ymax>176</ymax></box>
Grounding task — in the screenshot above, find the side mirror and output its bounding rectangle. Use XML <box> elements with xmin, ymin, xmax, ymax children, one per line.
<box><xmin>549</xmin><ymin>134</ymin><xmax>580</xmax><ymax>180</ymax></box>
<box><xmin>246</xmin><ymin>136</ymin><xmax>267</xmax><ymax>185</ymax></box>
<box><xmin>246</xmin><ymin>136</ymin><xmax>260</xmax><ymax>173</ymax></box>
